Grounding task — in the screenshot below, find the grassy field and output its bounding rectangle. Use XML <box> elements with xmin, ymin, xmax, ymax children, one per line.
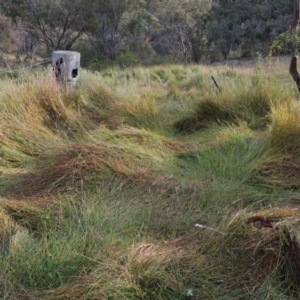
<box><xmin>1</xmin><ymin>56</ymin><xmax>300</xmax><ymax>299</ymax></box>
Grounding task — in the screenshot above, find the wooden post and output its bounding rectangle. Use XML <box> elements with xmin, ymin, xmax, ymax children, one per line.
<box><xmin>52</xmin><ymin>50</ymin><xmax>80</xmax><ymax>90</ymax></box>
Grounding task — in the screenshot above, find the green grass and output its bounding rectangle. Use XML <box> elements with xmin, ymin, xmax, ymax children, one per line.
<box><xmin>1</xmin><ymin>59</ymin><xmax>300</xmax><ymax>299</ymax></box>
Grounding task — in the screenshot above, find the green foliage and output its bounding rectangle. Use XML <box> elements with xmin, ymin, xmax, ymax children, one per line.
<box><xmin>0</xmin><ymin>0</ymin><xmax>91</xmax><ymax>52</ymax></box>
<box><xmin>146</xmin><ymin>0</ymin><xmax>211</xmax><ymax>63</ymax></box>
<box><xmin>207</xmin><ymin>0</ymin><xmax>293</xmax><ymax>59</ymax></box>
<box><xmin>270</xmin><ymin>31</ymin><xmax>300</xmax><ymax>55</ymax></box>
<box><xmin>86</xmin><ymin>0</ymin><xmax>144</xmax><ymax>60</ymax></box>
<box><xmin>89</xmin><ymin>48</ymin><xmax>139</xmax><ymax>70</ymax></box>
<box><xmin>0</xmin><ymin>0</ymin><xmax>295</xmax><ymax>64</ymax></box>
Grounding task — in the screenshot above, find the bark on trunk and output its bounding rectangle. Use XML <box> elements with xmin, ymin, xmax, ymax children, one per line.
<box><xmin>290</xmin><ymin>55</ymin><xmax>300</xmax><ymax>93</ymax></box>
<box><xmin>291</xmin><ymin>0</ymin><xmax>300</xmax><ymax>33</ymax></box>
<box><xmin>289</xmin><ymin>1</ymin><xmax>300</xmax><ymax>93</ymax></box>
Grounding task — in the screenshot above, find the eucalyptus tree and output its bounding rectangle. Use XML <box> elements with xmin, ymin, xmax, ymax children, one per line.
<box><xmin>142</xmin><ymin>0</ymin><xmax>211</xmax><ymax>63</ymax></box>
<box><xmin>0</xmin><ymin>0</ymin><xmax>91</xmax><ymax>52</ymax></box>
<box><xmin>207</xmin><ymin>0</ymin><xmax>293</xmax><ymax>59</ymax></box>
<box><xmin>86</xmin><ymin>0</ymin><xmax>144</xmax><ymax>60</ymax></box>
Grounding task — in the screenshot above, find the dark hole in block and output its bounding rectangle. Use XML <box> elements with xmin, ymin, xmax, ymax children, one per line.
<box><xmin>72</xmin><ymin>68</ymin><xmax>78</xmax><ymax>78</ymax></box>
<box><xmin>60</xmin><ymin>58</ymin><xmax>63</xmax><ymax>64</ymax></box>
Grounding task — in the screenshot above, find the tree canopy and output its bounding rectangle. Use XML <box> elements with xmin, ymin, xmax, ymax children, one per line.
<box><xmin>0</xmin><ymin>0</ymin><xmax>295</xmax><ymax>64</ymax></box>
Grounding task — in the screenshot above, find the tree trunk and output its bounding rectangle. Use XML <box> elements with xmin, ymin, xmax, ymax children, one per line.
<box><xmin>291</xmin><ymin>0</ymin><xmax>300</xmax><ymax>33</ymax></box>
<box><xmin>190</xmin><ymin>37</ymin><xmax>201</xmax><ymax>63</ymax></box>
<box><xmin>290</xmin><ymin>1</ymin><xmax>300</xmax><ymax>93</ymax></box>
<box><xmin>222</xmin><ymin>50</ymin><xmax>228</xmax><ymax>60</ymax></box>
<box><xmin>290</xmin><ymin>55</ymin><xmax>300</xmax><ymax>93</ymax></box>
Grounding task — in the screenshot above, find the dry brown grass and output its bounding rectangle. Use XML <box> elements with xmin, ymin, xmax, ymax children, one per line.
<box><xmin>0</xmin><ymin>60</ymin><xmax>299</xmax><ymax>299</ymax></box>
<box><xmin>41</xmin><ymin>206</ymin><xmax>300</xmax><ymax>299</ymax></box>
<box><xmin>2</xmin><ymin>142</ymin><xmax>160</xmax><ymax>198</ymax></box>
<box><xmin>41</xmin><ymin>237</ymin><xmax>206</xmax><ymax>300</ymax></box>
<box><xmin>0</xmin><ymin>198</ymin><xmax>55</xmax><ymax>235</ymax></box>
<box><xmin>254</xmin><ymin>105</ymin><xmax>300</xmax><ymax>187</ymax></box>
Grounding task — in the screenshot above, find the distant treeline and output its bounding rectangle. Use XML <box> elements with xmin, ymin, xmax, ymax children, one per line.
<box><xmin>0</xmin><ymin>0</ymin><xmax>295</xmax><ymax>67</ymax></box>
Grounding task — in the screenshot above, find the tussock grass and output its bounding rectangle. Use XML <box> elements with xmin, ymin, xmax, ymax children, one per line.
<box><xmin>210</xmin><ymin>207</ymin><xmax>300</xmax><ymax>298</ymax></box>
<box><xmin>254</xmin><ymin>105</ymin><xmax>300</xmax><ymax>188</ymax></box>
<box><xmin>173</xmin><ymin>75</ymin><xmax>282</xmax><ymax>132</ymax></box>
<box><xmin>2</xmin><ymin>126</ymin><xmax>183</xmax><ymax>198</ymax></box>
<box><xmin>0</xmin><ymin>208</ymin><xmax>16</xmax><ymax>254</ymax></box>
<box><xmin>41</xmin><ymin>206</ymin><xmax>300</xmax><ymax>299</ymax></box>
<box><xmin>79</xmin><ymin>76</ymin><xmax>118</xmax><ymax>126</ymax></box>
<box><xmin>113</xmin><ymin>95</ymin><xmax>162</xmax><ymax>130</ymax></box>
<box><xmin>0</xmin><ymin>200</ymin><xmax>55</xmax><ymax>235</ymax></box>
<box><xmin>1</xmin><ymin>60</ymin><xmax>300</xmax><ymax>299</ymax></box>
<box><xmin>174</xmin><ymin>95</ymin><xmax>238</xmax><ymax>131</ymax></box>
<box><xmin>42</xmin><ymin>240</ymin><xmax>205</xmax><ymax>300</ymax></box>
<box><xmin>3</xmin><ymin>142</ymin><xmax>151</xmax><ymax>197</ymax></box>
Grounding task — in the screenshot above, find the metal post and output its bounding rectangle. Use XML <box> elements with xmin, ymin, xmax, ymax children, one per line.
<box><xmin>52</xmin><ymin>50</ymin><xmax>80</xmax><ymax>90</ymax></box>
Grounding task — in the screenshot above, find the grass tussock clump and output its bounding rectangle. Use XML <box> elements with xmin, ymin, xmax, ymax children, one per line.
<box><xmin>0</xmin><ymin>200</ymin><xmax>55</xmax><ymax>235</ymax></box>
<box><xmin>268</xmin><ymin>107</ymin><xmax>300</xmax><ymax>154</ymax></box>
<box><xmin>42</xmin><ymin>238</ymin><xmax>206</xmax><ymax>300</ymax></box>
<box><xmin>215</xmin><ymin>207</ymin><xmax>300</xmax><ymax>297</ymax></box>
<box><xmin>152</xmin><ymin>207</ymin><xmax>300</xmax><ymax>299</ymax></box>
<box><xmin>112</xmin><ymin>126</ymin><xmax>187</xmax><ymax>154</ymax></box>
<box><xmin>40</xmin><ymin>207</ymin><xmax>300</xmax><ymax>299</ymax></box>
<box><xmin>3</xmin><ymin>141</ymin><xmax>161</xmax><ymax>198</ymax></box>
<box><xmin>174</xmin><ymin>95</ymin><xmax>238</xmax><ymax>132</ymax></box>
<box><xmin>36</xmin><ymin>85</ymin><xmax>71</xmax><ymax>128</ymax></box>
<box><xmin>173</xmin><ymin>78</ymin><xmax>277</xmax><ymax>132</ymax></box>
<box><xmin>0</xmin><ymin>76</ymin><xmax>76</xmax><ymax>132</ymax></box>
<box><xmin>150</xmin><ymin>65</ymin><xmax>187</xmax><ymax>84</ymax></box>
<box><xmin>254</xmin><ymin>106</ymin><xmax>300</xmax><ymax>187</ymax></box>
<box><xmin>0</xmin><ymin>208</ymin><xmax>16</xmax><ymax>253</ymax></box>
<box><xmin>113</xmin><ymin>96</ymin><xmax>162</xmax><ymax>130</ymax></box>
<box><xmin>79</xmin><ymin>79</ymin><xmax>118</xmax><ymax>126</ymax></box>
<box><xmin>173</xmin><ymin>99</ymin><xmax>221</xmax><ymax>132</ymax></box>
<box><xmin>2</xmin><ymin>123</ymin><xmax>62</xmax><ymax>158</ymax></box>
<box><xmin>237</xmin><ymin>78</ymin><xmax>273</xmax><ymax>130</ymax></box>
